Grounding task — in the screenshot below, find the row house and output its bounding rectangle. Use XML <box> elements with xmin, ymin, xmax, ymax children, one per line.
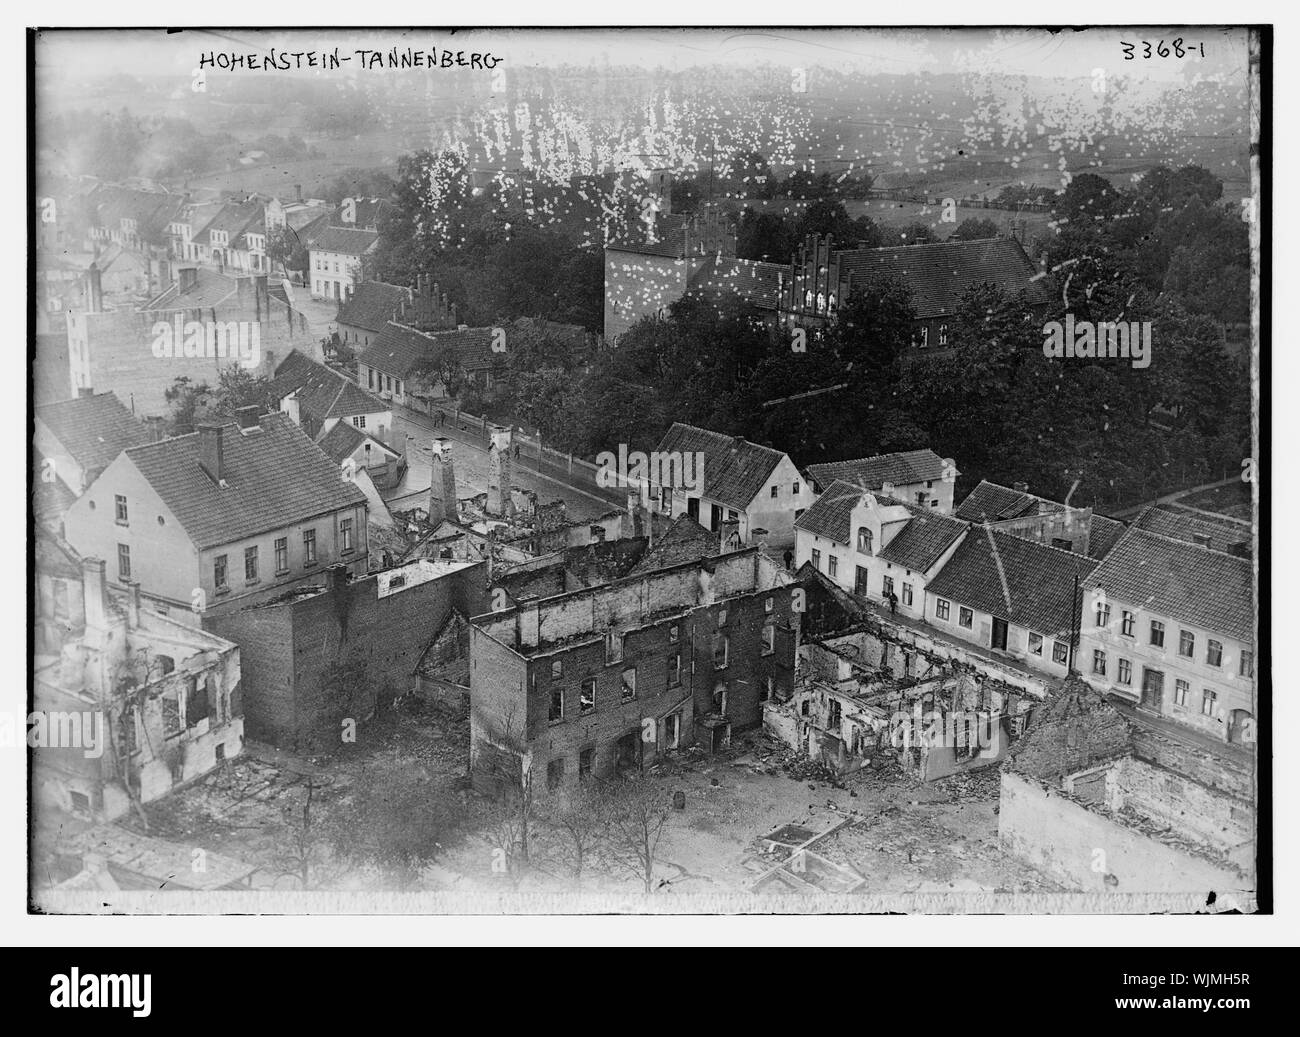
<box><xmin>1079</xmin><ymin>525</ymin><xmax>1255</xmax><ymax>744</ymax></box>
<box><xmin>643</xmin><ymin>422</ymin><xmax>814</xmax><ymax>551</ymax></box>
<box><xmin>923</xmin><ymin>526</ymin><xmax>1099</xmax><ymax>679</ymax></box>
<box><xmin>793</xmin><ymin>482</ymin><xmax>967</xmax><ymax>621</ymax></box>
<box><xmin>806</xmin><ymin>448</ymin><xmax>957</xmax><ymax>513</ymax></box>
<box><xmin>310</xmin><ymin>226</ymin><xmax>379</xmax><ymax>301</ymax></box>
<box><xmin>267</xmin><ymin>349</ymin><xmax>393</xmax><ymax>443</ymax></box>
<box><xmin>189</xmin><ymin>200</ymin><xmax>269</xmax><ymax>274</ymax></box>
<box><xmin>956</xmin><ymin>478</ymin><xmax>1127</xmax><ymax>560</ymax></box>
<box><xmin>469</xmin><ymin>546</ymin><xmax>796</xmax><ymax>798</ymax></box>
<box><xmin>62</xmin><ymin>410</ymin><xmax>369</xmax><ymax>626</ymax></box>
<box><xmin>32</xmin><ymin>555</ymin><xmax>244</xmax><ymax>823</ymax></box>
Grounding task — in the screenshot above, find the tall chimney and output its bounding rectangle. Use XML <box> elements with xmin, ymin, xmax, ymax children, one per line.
<box><xmin>82</xmin><ymin>557</ymin><xmax>109</xmax><ymax>630</ymax></box>
<box><xmin>487</xmin><ymin>426</ymin><xmax>514</xmax><ymax>518</ymax></box>
<box><xmin>87</xmin><ymin>263</ymin><xmax>103</xmax><ymax>314</ymax></box>
<box><xmin>429</xmin><ymin>438</ymin><xmax>457</xmax><ymax>525</ymax></box>
<box><xmin>295</xmin><ymin>183</ymin><xmax>303</xmax><ymax>203</ymax></box>
<box><xmin>198</xmin><ymin>422</ymin><xmax>226</xmax><ymax>483</ymax></box>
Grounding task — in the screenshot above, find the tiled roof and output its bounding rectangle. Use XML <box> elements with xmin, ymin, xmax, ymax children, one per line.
<box><xmin>338</xmin><ymin>281</ymin><xmax>412</xmax><ymax>334</ymax></box>
<box><xmin>88</xmin><ymin>186</ymin><xmax>186</xmax><ymax>243</ymax></box>
<box><xmin>606</xmin><ymin>213</ymin><xmax>692</xmax><ymax>258</ymax></box>
<box><xmin>807</xmin><ymin>448</ymin><xmax>950</xmax><ymax>493</ymax></box>
<box><xmin>1087</xmin><ymin>515</ymin><xmax>1127</xmax><ymax>560</ymax></box>
<box><xmin>36</xmin><ymin>391</ymin><xmax>153</xmax><ymax>477</ymax></box>
<box><xmin>1132</xmin><ymin>502</ymin><xmax>1252</xmax><ymax>556</ymax></box>
<box><xmin>329</xmin><ymin>198</ymin><xmax>395</xmax><ymax>230</ymax></box>
<box><xmin>123</xmin><ymin>413</ymin><xmax>366</xmax><ymax>550</ymax></box>
<box><xmin>356</xmin><ymin>322</ymin><xmax>441</xmax><ymax>380</ymax></box>
<box><xmin>310</xmin><ymin>226</ymin><xmax>379</xmax><ymax>256</ymax></box>
<box><xmin>687</xmin><ymin>256</ymin><xmax>784</xmax><ymax>311</ymax></box>
<box><xmin>796</xmin><ymin>478</ymin><xmax>965</xmax><ymax>573</ymax></box>
<box><xmin>145</xmin><ymin>268</ymin><xmax>239</xmax><ymax>309</ymax></box>
<box><xmin>955</xmin><ymin>479</ymin><xmax>1043</xmax><ymax>522</ymax></box>
<box><xmin>267</xmin><ymin>350</ymin><xmax>387</xmax><ymax>425</ymax></box>
<box><xmin>629</xmin><ymin>515</ymin><xmax>716</xmax><ymax>576</ymax></box>
<box><xmin>316</xmin><ymin>420</ymin><xmax>399</xmax><ymax>465</ymax></box>
<box><xmin>1086</xmin><ymin>526</ymin><xmax>1253</xmax><ymax>643</ymax></box>
<box><xmin>653</xmin><ymin>423</ymin><xmax>786</xmax><ymax>511</ymax></box>
<box><xmin>835</xmin><ymin>237</ymin><xmax>1052</xmax><ymax>318</ymax></box>
<box><xmin>193</xmin><ymin>201</ymin><xmax>262</xmax><ymax>247</ymax></box>
<box><xmin>424</xmin><ymin>327</ymin><xmax>498</xmax><ymax>372</ymax></box>
<box><xmin>926</xmin><ymin>527</ymin><xmax>1099</xmax><ymax>637</ymax></box>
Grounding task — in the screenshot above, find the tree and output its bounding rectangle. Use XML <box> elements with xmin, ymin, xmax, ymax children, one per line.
<box><xmin>599</xmin><ymin>772</ymin><xmax>672</xmax><ymax>894</ymax></box>
<box><xmin>949</xmin><ymin>217</ymin><xmax>1001</xmax><ymax>241</ymax></box>
<box><xmin>325</xmin><ymin>750</ymin><xmax>469</xmax><ymax>889</ymax></box>
<box><xmin>471</xmin><ymin>706</ymin><xmax>536</xmax><ymax>885</ymax></box>
<box><xmin>540</xmin><ymin>784</ymin><xmax>608</xmax><ymax>889</ymax></box>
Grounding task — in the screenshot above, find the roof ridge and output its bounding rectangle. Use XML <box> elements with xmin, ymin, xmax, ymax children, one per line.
<box><xmin>1120</xmin><ymin>524</ymin><xmax>1251</xmax><ymax>565</ymax></box>
<box><xmin>981</xmin><ymin>522</ymin><xmax>1099</xmax><ymax>564</ymax></box>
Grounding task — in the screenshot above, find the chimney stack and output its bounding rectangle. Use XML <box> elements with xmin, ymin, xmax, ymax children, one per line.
<box><xmin>428</xmin><ymin>438</ymin><xmax>457</xmax><ymax>525</ymax></box>
<box><xmin>198</xmin><ymin>422</ymin><xmax>226</xmax><ymax>483</ymax></box>
<box><xmin>87</xmin><ymin>263</ymin><xmax>103</xmax><ymax>314</ymax></box>
<box><xmin>719</xmin><ymin>518</ymin><xmax>741</xmax><ymax>554</ymax></box>
<box><xmin>178</xmin><ymin>266</ymin><xmax>199</xmax><ymax>294</ymax></box>
<box><xmin>487</xmin><ymin>426</ymin><xmax>514</xmax><ymax>518</ymax></box>
<box><xmin>880</xmin><ymin>481</ymin><xmax>895</xmax><ymax>499</ymax></box>
<box><xmin>1014</xmin><ymin>481</ymin><xmax>1029</xmax><ymax>494</ymax></box>
<box><xmin>236</xmin><ymin>405</ymin><xmax>260</xmax><ymax>431</ymax></box>
<box><xmin>82</xmin><ymin>557</ymin><xmax>109</xmax><ymax>630</ymax></box>
<box><xmin>295</xmin><ymin>183</ymin><xmax>303</xmax><ymax>203</ymax></box>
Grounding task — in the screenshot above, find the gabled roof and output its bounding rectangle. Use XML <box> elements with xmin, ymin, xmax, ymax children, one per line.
<box><xmin>87</xmin><ymin>185</ymin><xmax>186</xmax><ymax>243</ymax></box>
<box><xmin>310</xmin><ymin>225</ymin><xmax>379</xmax><ymax>256</ymax></box>
<box><xmin>1132</xmin><ymin>502</ymin><xmax>1252</xmax><ymax>556</ymax></box>
<box><xmin>835</xmin><ymin>237</ymin><xmax>1052</xmax><ymax>318</ymax></box>
<box><xmin>955</xmin><ymin>479</ymin><xmax>1043</xmax><ymax>522</ymax></box>
<box><xmin>35</xmin><ymin>391</ymin><xmax>153</xmax><ymax>477</ymax></box>
<box><xmin>267</xmin><ymin>350</ymin><xmax>387</xmax><ymax>425</ymax></box>
<box><xmin>357</xmin><ymin>322</ymin><xmax>438</xmax><ymax>380</ymax></box>
<box><xmin>795</xmin><ymin>479</ymin><xmax>966</xmax><ymax>573</ymax></box>
<box><xmin>653</xmin><ymin>423</ymin><xmax>787</xmax><ymax>511</ymax></box>
<box><xmin>193</xmin><ymin>200</ymin><xmax>262</xmax><ymax>247</ymax></box>
<box><xmin>315</xmin><ymin>419</ymin><xmax>401</xmax><ymax>465</ymax></box>
<box><xmin>628</xmin><ymin>515</ymin><xmax>716</xmax><ymax>576</ymax></box>
<box><xmin>1087</xmin><ymin>515</ymin><xmax>1127</xmax><ymax>561</ymax></box>
<box><xmin>337</xmin><ymin>281</ymin><xmax>412</xmax><ymax>334</ymax></box>
<box><xmin>329</xmin><ymin>198</ymin><xmax>395</xmax><ymax>231</ymax></box>
<box><xmin>122</xmin><ymin>413</ymin><xmax>367</xmax><ymax>551</ymax></box>
<box><xmin>807</xmin><ymin>448</ymin><xmax>949</xmax><ymax>493</ymax></box>
<box><xmin>1087</xmin><ymin>526</ymin><xmax>1253</xmax><ymax>643</ymax></box>
<box><xmin>925</xmin><ymin>526</ymin><xmax>1099</xmax><ymax>637</ymax></box>
<box><xmin>687</xmin><ymin>256</ymin><xmax>784</xmax><ymax>311</ymax></box>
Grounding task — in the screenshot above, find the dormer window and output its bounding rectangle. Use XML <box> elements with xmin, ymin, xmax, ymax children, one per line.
<box><xmin>856</xmin><ymin>527</ymin><xmax>873</xmax><ymax>554</ymax></box>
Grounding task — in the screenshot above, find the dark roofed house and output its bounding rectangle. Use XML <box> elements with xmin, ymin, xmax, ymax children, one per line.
<box><xmin>337</xmin><ymin>281</ymin><xmax>413</xmax><ymax>348</ymax></box>
<box><xmin>1132</xmin><ymin>501</ymin><xmax>1252</xmax><ymax>558</ymax></box>
<box><xmin>34</xmin><ymin>390</ymin><xmax>154</xmax><ymax>502</ymax></box>
<box><xmin>267</xmin><ymin>349</ymin><xmax>393</xmax><ymax>443</ymax></box>
<box><xmin>924</xmin><ymin>526</ymin><xmax>1098</xmax><ymax>676</ymax></box>
<box><xmin>806</xmin><ymin>447</ymin><xmax>955</xmax><ymax>512</ymax></box>
<box><xmin>956</xmin><ymin>478</ymin><xmax>1128</xmax><ymax>560</ymax></box>
<box><xmin>63</xmin><ymin>411</ymin><xmax>370</xmax><ymax>621</ymax></box>
<box><xmin>650</xmin><ymin>422</ymin><xmax>813</xmax><ymax>549</ymax></box>
<box><xmin>794</xmin><ymin>480</ymin><xmax>967</xmax><ymax>619</ymax></box>
<box><xmin>356</xmin><ymin>322</ymin><xmax>506</xmax><ymax>407</ymax></box>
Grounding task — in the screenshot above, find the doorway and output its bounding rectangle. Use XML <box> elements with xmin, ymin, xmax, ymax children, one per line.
<box><xmin>1140</xmin><ymin>668</ymin><xmax>1165</xmax><ymax>713</ymax></box>
<box><xmin>991</xmin><ymin>617</ymin><xmax>1008</xmax><ymax>651</ymax></box>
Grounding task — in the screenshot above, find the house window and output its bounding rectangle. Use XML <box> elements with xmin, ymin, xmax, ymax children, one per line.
<box><xmin>1096</xmin><ymin>602</ymin><xmax>1111</xmax><ymax>626</ymax></box>
<box><xmin>856</xmin><ymin>528</ymin><xmax>873</xmax><ymax>554</ymax></box>
<box><xmin>352</xmin><ymin>415</ymin><xmax>367</xmax><ymax>429</ymax></box>
<box><xmin>1201</xmin><ymin>688</ymin><xmax>1218</xmax><ymax>717</ymax></box>
<box><xmin>1053</xmin><ymin>641</ymin><xmax>1069</xmax><ymax>665</ymax></box>
<box><xmin>765</xmin><ymin>597</ymin><xmax>774</xmax><ymax>614</ymax></box>
<box><xmin>664</xmin><ymin>713</ymin><xmax>680</xmax><ymax>749</ymax></box>
<box><xmin>341</xmin><ymin>519</ymin><xmax>353</xmax><ymax>553</ymax></box>
<box><xmin>811</xmin><ymin>549</ymin><xmax>822</xmax><ymax>570</ymax></box>
<box><xmin>935</xmin><ymin>598</ymin><xmax>951</xmax><ymax>621</ymax></box>
<box><xmin>117</xmin><ymin>544</ymin><xmax>131</xmax><ymax>580</ymax></box>
<box><xmin>717</xmin><ymin>609</ymin><xmax>727</xmax><ymax>627</ymax></box>
<box><xmin>713</xmin><ymin>634</ymin><xmax>729</xmax><ymax>669</ymax></box>
<box><xmin>551</xmin><ymin>660</ymin><xmax>562</xmax><ymax>680</ymax></box>
<box><xmin>1207</xmin><ymin>640</ymin><xmax>1223</xmax><ymax>667</ymax></box>
<box><xmin>883</xmin><ymin>576</ymin><xmax>895</xmax><ymax>598</ymax></box>
<box><xmin>1179</xmin><ymin>630</ymin><xmax>1195</xmax><ymax>657</ymax></box>
<box><xmin>303</xmin><ymin>529</ymin><xmax>317</xmax><ymax>564</ymax></box>
<box><xmin>938</xmin><ymin>324</ymin><xmax>949</xmax><ymax>345</ymax></box>
<box><xmin>1028</xmin><ymin>632</ymin><xmax>1043</xmax><ymax>656</ymax></box>
<box><xmin>244</xmin><ymin>546</ymin><xmax>259</xmax><ymax>581</ymax></box>
<box><xmin>1117</xmin><ymin>659</ymin><xmax>1132</xmax><ymax>685</ymax></box>
<box><xmin>1121</xmin><ymin>610</ymin><xmax>1135</xmax><ymax>637</ymax></box>
<box><xmin>1239</xmin><ymin>650</ymin><xmax>1254</xmax><ymax>677</ymax></box>
<box><xmin>667</xmin><ymin>653</ymin><xmax>681</xmax><ymax>688</ymax></box>
<box><xmin>547</xmin><ymin>758</ymin><xmax>565</xmax><ymax>790</ymax></box>
<box><xmin>792</xmin><ymin>482</ymin><xmax>800</xmax><ymax>495</ymax></box>
<box><xmin>1193</xmin><ymin>534</ymin><xmax>1212</xmax><ymax>548</ymax></box>
<box><xmin>918</xmin><ymin>326</ymin><xmax>928</xmax><ymax>348</ymax></box>
<box><xmin>828</xmin><ymin>555</ymin><xmax>838</xmax><ymax>578</ymax></box>
<box><xmin>958</xmin><ymin>606</ymin><xmax>972</xmax><ymax>628</ymax></box>
<box><xmin>549</xmin><ymin>684</ymin><xmax>563</xmax><ymax>722</ymax></box>
<box><xmin>1174</xmin><ymin>679</ymin><xmax>1189</xmax><ymax>708</ymax></box>
<box><xmin>578</xmin><ymin>748</ymin><xmax>594</xmax><ymax>782</ymax></box>
<box><xmin>274</xmin><ymin>537</ymin><xmax>288</xmax><ymax>573</ymax></box>
<box><xmin>1092</xmin><ymin>649</ymin><xmax>1107</xmax><ymax>676</ymax></box>
<box><xmin>579</xmin><ymin>678</ymin><xmax>596</xmax><ymax>715</ymax></box>
<box><xmin>186</xmin><ymin>676</ymin><xmax>208</xmax><ymax>726</ymax></box>
<box><xmin>1149</xmin><ymin>620</ymin><xmax>1165</xmax><ymax>648</ymax></box>
<box><xmin>367</xmin><ymin>369</ymin><xmax>375</xmax><ymax>390</ymax></box>
<box><xmin>902</xmin><ymin>583</ymin><xmax>913</xmax><ymax>606</ymax></box>
<box><xmin>114</xmin><ymin>494</ymin><xmax>128</xmax><ymax>523</ymax></box>
<box><xmin>762</xmin><ymin>623</ymin><xmax>775</xmax><ymax>655</ymax></box>
<box><xmin>771</xmin><ymin>485</ymin><xmax>779</xmax><ymax>498</ymax></box>
<box><xmin>621</xmin><ymin>668</ymin><xmax>637</xmax><ymax>702</ymax></box>
<box><xmin>668</xmin><ymin>624</ymin><xmax>679</xmax><ymax>644</ymax></box>
<box><xmin>605</xmin><ymin>630</ymin><xmax>622</xmax><ymax>665</ymax></box>
<box><xmin>161</xmin><ymin>693</ymin><xmax>182</xmax><ymax>736</ymax></box>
